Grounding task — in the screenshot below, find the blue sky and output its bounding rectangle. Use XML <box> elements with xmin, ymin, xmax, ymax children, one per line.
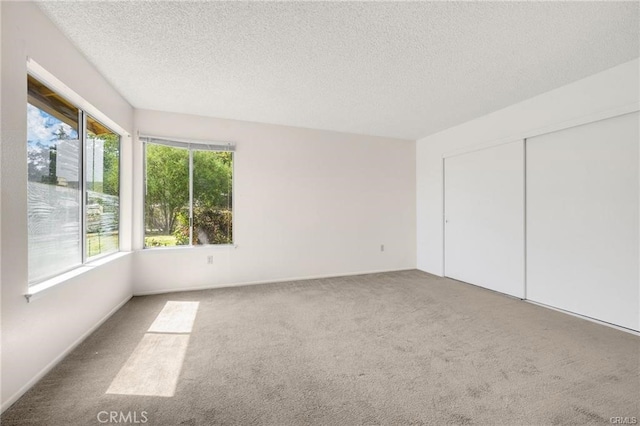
<box><xmin>27</xmin><ymin>103</ymin><xmax>77</xmax><ymax>148</ymax></box>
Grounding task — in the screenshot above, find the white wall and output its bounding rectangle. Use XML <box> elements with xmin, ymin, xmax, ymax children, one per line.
<box><xmin>0</xmin><ymin>4</ymin><xmax>3</xmax><ymax>360</ymax></box>
<box><xmin>1</xmin><ymin>2</ymin><xmax>134</xmax><ymax>411</ymax></box>
<box><xmin>133</xmin><ymin>110</ymin><xmax>416</xmax><ymax>294</ymax></box>
<box><xmin>416</xmin><ymin>58</ymin><xmax>640</xmax><ymax>276</ymax></box>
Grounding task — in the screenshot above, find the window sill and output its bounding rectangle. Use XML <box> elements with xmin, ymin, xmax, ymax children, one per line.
<box><xmin>25</xmin><ymin>251</ymin><xmax>131</xmax><ymax>303</ymax></box>
<box><xmin>142</xmin><ymin>244</ymin><xmax>238</xmax><ymax>252</ymax></box>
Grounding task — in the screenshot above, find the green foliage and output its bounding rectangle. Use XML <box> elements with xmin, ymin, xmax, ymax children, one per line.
<box><xmin>145</xmin><ymin>145</ymin><xmax>233</xmax><ymax>244</ymax></box>
<box><xmin>173</xmin><ymin>211</ymin><xmax>191</xmax><ymax>246</ymax></box>
<box><xmin>102</xmin><ymin>133</ymin><xmax>120</xmax><ymax>196</ymax></box>
<box><xmin>44</xmin><ymin>147</ymin><xmax>57</xmax><ymax>184</ymax></box>
<box><xmin>146</xmin><ymin>239</ymin><xmax>163</xmax><ymax>247</ymax></box>
<box><xmin>173</xmin><ymin>207</ymin><xmax>232</xmax><ymax>245</ymax></box>
<box><xmin>194</xmin><ymin>207</ymin><xmax>233</xmax><ymax>245</ymax></box>
<box><xmin>193</xmin><ymin>151</ymin><xmax>233</xmax><ymax>209</ymax></box>
<box><xmin>145</xmin><ymin>144</ymin><xmax>189</xmax><ymax>234</ymax></box>
<box><xmin>146</xmin><ymin>238</ymin><xmax>167</xmax><ymax>247</ymax></box>
<box><xmin>144</xmin><ymin>235</ymin><xmax>178</xmax><ymax>247</ymax></box>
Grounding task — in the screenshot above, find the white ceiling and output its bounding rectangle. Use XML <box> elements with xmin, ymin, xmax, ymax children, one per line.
<box><xmin>37</xmin><ymin>1</ymin><xmax>639</xmax><ymax>140</ymax></box>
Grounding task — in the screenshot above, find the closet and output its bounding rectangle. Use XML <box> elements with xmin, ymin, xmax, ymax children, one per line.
<box><xmin>443</xmin><ymin>112</ymin><xmax>638</xmax><ymax>330</ymax></box>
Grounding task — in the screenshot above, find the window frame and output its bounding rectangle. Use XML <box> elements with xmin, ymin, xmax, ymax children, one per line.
<box><xmin>141</xmin><ymin>136</ymin><xmax>235</xmax><ymax>249</ymax></box>
<box><xmin>83</xmin><ymin>114</ymin><xmax>122</xmax><ymax>262</ymax></box>
<box><xmin>26</xmin><ymin>63</ymin><xmax>125</xmax><ymax>286</ymax></box>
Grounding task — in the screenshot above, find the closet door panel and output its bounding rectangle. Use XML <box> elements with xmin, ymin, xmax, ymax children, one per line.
<box><xmin>526</xmin><ymin>112</ymin><xmax>639</xmax><ymax>330</ymax></box>
<box><xmin>444</xmin><ymin>140</ymin><xmax>525</xmax><ymax>298</ymax></box>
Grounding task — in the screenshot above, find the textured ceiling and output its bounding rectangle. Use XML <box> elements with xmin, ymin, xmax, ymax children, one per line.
<box><xmin>37</xmin><ymin>1</ymin><xmax>639</xmax><ymax>140</ymax></box>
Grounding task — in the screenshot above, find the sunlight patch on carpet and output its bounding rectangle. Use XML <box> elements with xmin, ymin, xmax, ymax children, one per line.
<box><xmin>148</xmin><ymin>301</ymin><xmax>200</xmax><ymax>334</ymax></box>
<box><xmin>106</xmin><ymin>333</ymin><xmax>190</xmax><ymax>397</ymax></box>
<box><xmin>107</xmin><ymin>300</ymin><xmax>200</xmax><ymax>397</ymax></box>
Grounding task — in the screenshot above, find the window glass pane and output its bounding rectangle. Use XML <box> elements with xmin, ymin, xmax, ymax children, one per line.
<box><xmin>192</xmin><ymin>150</ymin><xmax>233</xmax><ymax>245</ymax></box>
<box><xmin>86</xmin><ymin>116</ymin><xmax>120</xmax><ymax>258</ymax></box>
<box><xmin>27</xmin><ymin>79</ymin><xmax>81</xmax><ymax>283</ymax></box>
<box><xmin>144</xmin><ymin>144</ymin><xmax>189</xmax><ymax>247</ymax></box>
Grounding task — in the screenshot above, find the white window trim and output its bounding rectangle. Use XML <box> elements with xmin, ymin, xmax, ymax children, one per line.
<box><xmin>25</xmin><ymin>251</ymin><xmax>131</xmax><ymax>302</ymax></box>
<box><xmin>25</xmin><ymin>59</ymin><xmax>128</xmax><ymax>293</ymax></box>
<box><xmin>141</xmin><ymin>135</ymin><xmax>235</xmax><ymax>249</ymax></box>
<box><xmin>27</xmin><ymin>58</ymin><xmax>130</xmax><ymax>138</ymax></box>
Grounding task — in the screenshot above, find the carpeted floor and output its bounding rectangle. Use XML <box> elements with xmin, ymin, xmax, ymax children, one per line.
<box><xmin>2</xmin><ymin>270</ymin><xmax>639</xmax><ymax>425</ymax></box>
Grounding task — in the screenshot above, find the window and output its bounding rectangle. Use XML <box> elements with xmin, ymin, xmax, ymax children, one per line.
<box><xmin>142</xmin><ymin>137</ymin><xmax>234</xmax><ymax>248</ymax></box>
<box><xmin>86</xmin><ymin>116</ymin><xmax>120</xmax><ymax>257</ymax></box>
<box><xmin>27</xmin><ymin>75</ymin><xmax>121</xmax><ymax>284</ymax></box>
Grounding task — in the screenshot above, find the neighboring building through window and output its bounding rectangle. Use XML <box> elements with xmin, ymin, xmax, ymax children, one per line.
<box><xmin>27</xmin><ymin>75</ymin><xmax>121</xmax><ymax>284</ymax></box>
<box><xmin>142</xmin><ymin>137</ymin><xmax>233</xmax><ymax>248</ymax></box>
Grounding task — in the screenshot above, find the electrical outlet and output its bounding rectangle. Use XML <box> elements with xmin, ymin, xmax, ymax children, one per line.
<box><xmin>207</xmin><ymin>255</ymin><xmax>214</xmax><ymax>264</ymax></box>
<box><xmin>381</xmin><ymin>244</ymin><xmax>385</xmax><ymax>252</ymax></box>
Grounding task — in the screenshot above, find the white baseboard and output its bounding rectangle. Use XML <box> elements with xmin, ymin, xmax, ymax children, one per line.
<box><xmin>446</xmin><ymin>276</ymin><xmax>639</xmax><ymax>335</ymax></box>
<box><xmin>416</xmin><ymin>265</ymin><xmax>445</xmax><ymax>278</ymax></box>
<box><xmin>133</xmin><ymin>268</ymin><xmax>415</xmax><ymax>296</ymax></box>
<box><xmin>1</xmin><ymin>295</ymin><xmax>133</xmax><ymax>414</ymax></box>
<box><xmin>525</xmin><ymin>300</ymin><xmax>640</xmax><ymax>336</ymax></box>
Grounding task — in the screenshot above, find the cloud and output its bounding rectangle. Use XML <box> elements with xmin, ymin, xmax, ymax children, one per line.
<box><xmin>27</xmin><ymin>104</ymin><xmax>52</xmax><ymax>145</ymax></box>
<box><xmin>27</xmin><ymin>103</ymin><xmax>77</xmax><ymax>148</ymax></box>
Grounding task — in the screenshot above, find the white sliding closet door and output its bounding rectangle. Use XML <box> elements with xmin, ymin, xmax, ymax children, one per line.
<box><xmin>527</xmin><ymin>112</ymin><xmax>639</xmax><ymax>331</ymax></box>
<box><xmin>444</xmin><ymin>141</ymin><xmax>525</xmax><ymax>298</ymax></box>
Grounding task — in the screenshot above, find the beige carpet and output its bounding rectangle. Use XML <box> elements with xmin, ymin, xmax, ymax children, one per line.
<box><xmin>2</xmin><ymin>270</ymin><xmax>638</xmax><ymax>425</ymax></box>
